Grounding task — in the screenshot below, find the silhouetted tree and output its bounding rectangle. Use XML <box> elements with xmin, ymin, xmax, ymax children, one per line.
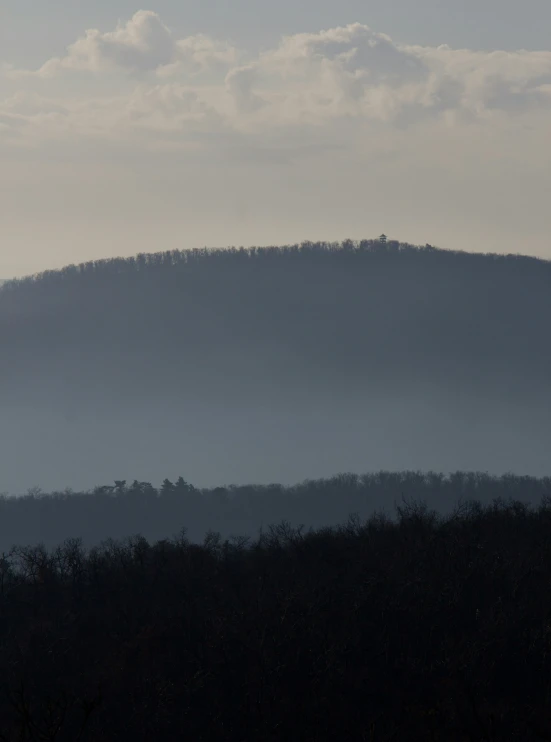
<box><xmin>160</xmin><ymin>479</ymin><xmax>175</xmax><ymax>496</ymax></box>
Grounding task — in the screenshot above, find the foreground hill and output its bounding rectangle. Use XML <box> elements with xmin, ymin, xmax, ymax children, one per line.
<box><xmin>2</xmin><ymin>499</ymin><xmax>551</xmax><ymax>740</ymax></box>
<box><xmin>0</xmin><ymin>238</ymin><xmax>550</xmax><ymax>492</ymax></box>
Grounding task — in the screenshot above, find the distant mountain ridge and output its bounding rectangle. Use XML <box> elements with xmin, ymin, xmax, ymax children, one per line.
<box><xmin>0</xmin><ymin>237</ymin><xmax>550</xmax><ymax>492</ymax></box>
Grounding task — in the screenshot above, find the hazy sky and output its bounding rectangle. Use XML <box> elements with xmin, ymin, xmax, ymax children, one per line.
<box><xmin>1</xmin><ymin>0</ymin><xmax>551</xmax><ymax>276</ymax></box>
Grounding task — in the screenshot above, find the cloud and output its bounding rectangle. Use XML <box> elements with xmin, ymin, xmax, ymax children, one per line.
<box><xmin>412</xmin><ymin>46</ymin><xmax>551</xmax><ymax>115</ymax></box>
<box><xmin>269</xmin><ymin>24</ymin><xmax>426</xmax><ymax>85</ymax></box>
<box><xmin>1</xmin><ymin>13</ymin><xmax>551</xmax><ymax>149</ymax></box>
<box><xmin>225</xmin><ymin>66</ymin><xmax>265</xmax><ymax>114</ymax></box>
<box><xmin>250</xmin><ymin>23</ymin><xmax>551</xmax><ymax>123</ymax></box>
<box><xmin>10</xmin><ymin>11</ymin><xmax>175</xmax><ymax>77</ymax></box>
<box><xmin>6</xmin><ymin>11</ymin><xmax>239</xmax><ymax>80</ymax></box>
<box><xmin>158</xmin><ymin>34</ymin><xmax>241</xmax><ymax>77</ymax></box>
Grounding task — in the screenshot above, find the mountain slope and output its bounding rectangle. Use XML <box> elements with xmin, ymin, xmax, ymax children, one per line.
<box><xmin>0</xmin><ymin>238</ymin><xmax>550</xmax><ymax>492</ymax></box>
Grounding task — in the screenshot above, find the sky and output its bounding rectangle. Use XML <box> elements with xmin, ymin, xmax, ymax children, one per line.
<box><xmin>1</xmin><ymin>0</ymin><xmax>551</xmax><ymax>277</ymax></box>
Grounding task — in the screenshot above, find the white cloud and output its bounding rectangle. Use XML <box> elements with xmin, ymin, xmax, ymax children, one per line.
<box><xmin>247</xmin><ymin>23</ymin><xmax>551</xmax><ymax>123</ymax></box>
<box><xmin>5</xmin><ymin>11</ymin><xmax>240</xmax><ymax>80</ymax></box>
<box><xmin>268</xmin><ymin>24</ymin><xmax>426</xmax><ymax>85</ymax></box>
<box><xmin>3</xmin><ymin>14</ymin><xmax>551</xmax><ymax>135</ymax></box>
<box><xmin>8</xmin><ymin>11</ymin><xmax>175</xmax><ymax>77</ymax></box>
<box><xmin>158</xmin><ymin>34</ymin><xmax>241</xmax><ymax>77</ymax></box>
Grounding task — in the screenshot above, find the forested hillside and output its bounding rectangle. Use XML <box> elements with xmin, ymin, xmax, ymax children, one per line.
<box><xmin>0</xmin><ymin>238</ymin><xmax>550</xmax><ymax>493</ymax></box>
<box><xmin>2</xmin><ymin>498</ymin><xmax>551</xmax><ymax>740</ymax></box>
<box><xmin>0</xmin><ymin>471</ymin><xmax>550</xmax><ymax>552</ymax></box>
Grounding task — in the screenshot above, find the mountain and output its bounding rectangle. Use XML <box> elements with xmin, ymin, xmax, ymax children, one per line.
<box><xmin>0</xmin><ymin>238</ymin><xmax>550</xmax><ymax>494</ymax></box>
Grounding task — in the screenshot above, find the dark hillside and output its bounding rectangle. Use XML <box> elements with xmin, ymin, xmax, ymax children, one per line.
<box><xmin>0</xmin><ymin>470</ymin><xmax>549</xmax><ymax>553</ymax></box>
<box><xmin>0</xmin><ymin>238</ymin><xmax>550</xmax><ymax>492</ymax></box>
<box><xmin>3</xmin><ymin>499</ymin><xmax>551</xmax><ymax>740</ymax></box>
